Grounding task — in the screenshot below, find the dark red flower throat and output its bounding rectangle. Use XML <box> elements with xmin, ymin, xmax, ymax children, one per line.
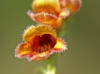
<box><xmin>30</xmin><ymin>34</ymin><xmax>56</xmax><ymax>53</ymax></box>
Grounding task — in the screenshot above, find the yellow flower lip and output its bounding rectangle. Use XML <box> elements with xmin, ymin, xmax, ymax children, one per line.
<box><xmin>15</xmin><ymin>25</ymin><xmax>67</xmax><ymax>61</ymax></box>
<box><xmin>32</xmin><ymin>0</ymin><xmax>60</xmax><ymax>14</ymax></box>
<box><xmin>23</xmin><ymin>25</ymin><xmax>56</xmax><ymax>42</ymax></box>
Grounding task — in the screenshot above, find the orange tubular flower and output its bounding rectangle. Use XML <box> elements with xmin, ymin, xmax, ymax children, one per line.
<box><xmin>15</xmin><ymin>25</ymin><xmax>67</xmax><ymax>61</ymax></box>
<box><xmin>27</xmin><ymin>0</ymin><xmax>70</xmax><ymax>29</ymax></box>
<box><xmin>59</xmin><ymin>0</ymin><xmax>82</xmax><ymax>14</ymax></box>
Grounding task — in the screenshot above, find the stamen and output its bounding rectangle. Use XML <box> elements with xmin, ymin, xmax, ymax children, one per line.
<box><xmin>34</xmin><ymin>45</ymin><xmax>51</xmax><ymax>53</ymax></box>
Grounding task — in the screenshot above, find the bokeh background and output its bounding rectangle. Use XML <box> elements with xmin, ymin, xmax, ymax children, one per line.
<box><xmin>0</xmin><ymin>0</ymin><xmax>100</xmax><ymax>74</ymax></box>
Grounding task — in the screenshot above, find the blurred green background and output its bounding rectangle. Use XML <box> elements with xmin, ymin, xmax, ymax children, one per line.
<box><xmin>0</xmin><ymin>0</ymin><xmax>100</xmax><ymax>74</ymax></box>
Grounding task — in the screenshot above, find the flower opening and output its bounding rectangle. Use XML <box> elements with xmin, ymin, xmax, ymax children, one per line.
<box><xmin>15</xmin><ymin>25</ymin><xmax>67</xmax><ymax>61</ymax></box>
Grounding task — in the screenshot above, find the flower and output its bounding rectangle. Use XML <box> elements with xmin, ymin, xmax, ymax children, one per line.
<box><xmin>59</xmin><ymin>0</ymin><xmax>82</xmax><ymax>14</ymax></box>
<box><xmin>27</xmin><ymin>0</ymin><xmax>70</xmax><ymax>29</ymax></box>
<box><xmin>15</xmin><ymin>25</ymin><xmax>67</xmax><ymax>61</ymax></box>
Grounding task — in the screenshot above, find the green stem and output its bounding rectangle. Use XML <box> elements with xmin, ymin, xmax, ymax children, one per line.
<box><xmin>44</xmin><ymin>54</ymin><xmax>57</xmax><ymax>74</ymax></box>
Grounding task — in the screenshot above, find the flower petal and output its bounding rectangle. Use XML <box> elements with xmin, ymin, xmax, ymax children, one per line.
<box><xmin>27</xmin><ymin>11</ymin><xmax>63</xmax><ymax>29</ymax></box>
<box><xmin>27</xmin><ymin>51</ymin><xmax>53</xmax><ymax>61</ymax></box>
<box><xmin>32</xmin><ymin>0</ymin><xmax>60</xmax><ymax>14</ymax></box>
<box><xmin>23</xmin><ymin>25</ymin><xmax>56</xmax><ymax>42</ymax></box>
<box><xmin>53</xmin><ymin>38</ymin><xmax>67</xmax><ymax>52</ymax></box>
<box><xmin>15</xmin><ymin>43</ymin><xmax>32</xmax><ymax>58</ymax></box>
